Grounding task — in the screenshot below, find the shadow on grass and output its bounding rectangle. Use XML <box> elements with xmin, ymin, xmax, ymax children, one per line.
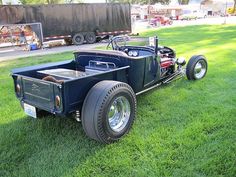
<box><xmin>0</xmin><ymin>115</ymin><xmax>105</xmax><ymax>177</ymax></box>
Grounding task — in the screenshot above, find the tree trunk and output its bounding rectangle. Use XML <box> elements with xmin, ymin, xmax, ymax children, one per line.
<box><xmin>234</xmin><ymin>0</ymin><xmax>236</xmax><ymax>13</ymax></box>
<box><xmin>178</xmin><ymin>0</ymin><xmax>190</xmax><ymax>5</ymax></box>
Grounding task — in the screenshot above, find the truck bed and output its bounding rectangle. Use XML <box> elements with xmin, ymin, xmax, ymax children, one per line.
<box><xmin>12</xmin><ymin>59</ymin><xmax>130</xmax><ymax>115</ymax></box>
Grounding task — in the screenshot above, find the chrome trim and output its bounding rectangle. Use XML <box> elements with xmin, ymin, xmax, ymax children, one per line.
<box><xmin>136</xmin><ymin>68</ymin><xmax>186</xmax><ymax>96</ymax></box>
<box><xmin>136</xmin><ymin>83</ymin><xmax>162</xmax><ymax>96</ymax></box>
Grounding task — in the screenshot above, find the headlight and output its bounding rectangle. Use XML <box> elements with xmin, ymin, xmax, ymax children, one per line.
<box><xmin>176</xmin><ymin>57</ymin><xmax>186</xmax><ymax>66</ymax></box>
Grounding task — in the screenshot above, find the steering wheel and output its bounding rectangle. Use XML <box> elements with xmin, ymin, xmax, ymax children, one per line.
<box><xmin>106</xmin><ymin>35</ymin><xmax>128</xmax><ymax>51</ymax></box>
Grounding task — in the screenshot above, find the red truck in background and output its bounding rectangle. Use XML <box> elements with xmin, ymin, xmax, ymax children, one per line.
<box><xmin>149</xmin><ymin>15</ymin><xmax>173</xmax><ymax>27</ymax></box>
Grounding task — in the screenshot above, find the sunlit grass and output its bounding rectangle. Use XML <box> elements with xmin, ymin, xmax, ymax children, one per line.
<box><xmin>0</xmin><ymin>25</ymin><xmax>236</xmax><ymax>177</ymax></box>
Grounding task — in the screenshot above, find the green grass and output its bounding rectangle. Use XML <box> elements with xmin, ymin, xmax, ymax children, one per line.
<box><xmin>0</xmin><ymin>25</ymin><xmax>236</xmax><ymax>177</ymax></box>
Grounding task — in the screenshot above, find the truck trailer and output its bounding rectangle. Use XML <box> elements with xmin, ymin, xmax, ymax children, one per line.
<box><xmin>0</xmin><ymin>3</ymin><xmax>131</xmax><ymax>45</ymax></box>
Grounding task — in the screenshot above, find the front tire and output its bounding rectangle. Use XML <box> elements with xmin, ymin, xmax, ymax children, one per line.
<box><xmin>186</xmin><ymin>55</ymin><xmax>208</xmax><ymax>80</ymax></box>
<box><xmin>82</xmin><ymin>81</ymin><xmax>136</xmax><ymax>144</ymax></box>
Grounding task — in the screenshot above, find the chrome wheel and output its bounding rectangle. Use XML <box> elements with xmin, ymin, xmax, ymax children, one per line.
<box><xmin>194</xmin><ymin>60</ymin><xmax>207</xmax><ymax>79</ymax></box>
<box><xmin>107</xmin><ymin>96</ymin><xmax>131</xmax><ymax>132</ymax></box>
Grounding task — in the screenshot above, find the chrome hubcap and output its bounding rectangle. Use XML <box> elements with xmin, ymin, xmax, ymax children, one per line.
<box><xmin>107</xmin><ymin>96</ymin><xmax>131</xmax><ymax>132</ymax></box>
<box><xmin>194</xmin><ymin>60</ymin><xmax>207</xmax><ymax>79</ymax></box>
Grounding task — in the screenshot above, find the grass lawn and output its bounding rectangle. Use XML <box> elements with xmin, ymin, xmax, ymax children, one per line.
<box><xmin>0</xmin><ymin>25</ymin><xmax>236</xmax><ymax>177</ymax></box>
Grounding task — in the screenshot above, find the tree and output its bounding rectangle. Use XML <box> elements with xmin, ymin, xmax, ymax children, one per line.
<box><xmin>107</xmin><ymin>0</ymin><xmax>171</xmax><ymax>5</ymax></box>
<box><xmin>178</xmin><ymin>0</ymin><xmax>190</xmax><ymax>5</ymax></box>
<box><xmin>18</xmin><ymin>0</ymin><xmax>84</xmax><ymax>4</ymax></box>
<box><xmin>234</xmin><ymin>0</ymin><xmax>236</xmax><ymax>13</ymax></box>
<box><xmin>200</xmin><ymin>0</ymin><xmax>213</xmax><ymax>5</ymax></box>
<box><xmin>45</xmin><ymin>0</ymin><xmax>64</xmax><ymax>3</ymax></box>
<box><xmin>19</xmin><ymin>0</ymin><xmax>45</xmax><ymax>4</ymax></box>
<box><xmin>65</xmin><ymin>0</ymin><xmax>84</xmax><ymax>3</ymax></box>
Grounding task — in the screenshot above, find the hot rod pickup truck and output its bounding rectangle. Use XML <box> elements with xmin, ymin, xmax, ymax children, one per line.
<box><xmin>12</xmin><ymin>36</ymin><xmax>208</xmax><ymax>143</ymax></box>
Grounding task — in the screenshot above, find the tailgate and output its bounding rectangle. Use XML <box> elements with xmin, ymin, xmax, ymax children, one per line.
<box><xmin>20</xmin><ymin>77</ymin><xmax>62</xmax><ymax>112</ymax></box>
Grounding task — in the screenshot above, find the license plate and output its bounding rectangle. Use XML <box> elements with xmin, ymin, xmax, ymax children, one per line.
<box><xmin>24</xmin><ymin>103</ymin><xmax>37</xmax><ymax>118</ymax></box>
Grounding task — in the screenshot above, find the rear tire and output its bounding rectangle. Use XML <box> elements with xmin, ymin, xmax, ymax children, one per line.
<box><xmin>85</xmin><ymin>32</ymin><xmax>96</xmax><ymax>44</ymax></box>
<box><xmin>81</xmin><ymin>81</ymin><xmax>136</xmax><ymax>144</ymax></box>
<box><xmin>186</xmin><ymin>55</ymin><xmax>208</xmax><ymax>80</ymax></box>
<box><xmin>72</xmin><ymin>33</ymin><xmax>84</xmax><ymax>45</ymax></box>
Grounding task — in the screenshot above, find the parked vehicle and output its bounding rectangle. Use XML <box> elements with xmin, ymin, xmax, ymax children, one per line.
<box><xmin>179</xmin><ymin>10</ymin><xmax>197</xmax><ymax>20</ymax></box>
<box><xmin>179</xmin><ymin>10</ymin><xmax>207</xmax><ymax>20</ymax></box>
<box><xmin>0</xmin><ymin>3</ymin><xmax>131</xmax><ymax>45</ymax></box>
<box><xmin>194</xmin><ymin>10</ymin><xmax>207</xmax><ymax>19</ymax></box>
<box><xmin>150</xmin><ymin>15</ymin><xmax>173</xmax><ymax>26</ymax></box>
<box><xmin>12</xmin><ymin>36</ymin><xmax>208</xmax><ymax>144</ymax></box>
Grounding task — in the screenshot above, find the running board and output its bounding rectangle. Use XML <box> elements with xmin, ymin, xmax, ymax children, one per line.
<box><xmin>136</xmin><ymin>70</ymin><xmax>185</xmax><ymax>96</ymax></box>
<box><xmin>136</xmin><ymin>83</ymin><xmax>162</xmax><ymax>96</ymax></box>
<box><xmin>162</xmin><ymin>70</ymin><xmax>184</xmax><ymax>84</ymax></box>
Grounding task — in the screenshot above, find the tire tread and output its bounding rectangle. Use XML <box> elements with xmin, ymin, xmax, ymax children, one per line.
<box><xmin>82</xmin><ymin>81</ymin><xmax>136</xmax><ymax>144</ymax></box>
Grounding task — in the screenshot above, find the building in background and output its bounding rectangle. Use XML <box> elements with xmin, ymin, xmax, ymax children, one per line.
<box><xmin>131</xmin><ymin>0</ymin><xmax>235</xmax><ymax>20</ymax></box>
<box><xmin>201</xmin><ymin>0</ymin><xmax>234</xmax><ymax>16</ymax></box>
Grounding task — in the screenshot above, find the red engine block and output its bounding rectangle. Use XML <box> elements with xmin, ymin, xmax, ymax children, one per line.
<box><xmin>160</xmin><ymin>58</ymin><xmax>175</xmax><ymax>68</ymax></box>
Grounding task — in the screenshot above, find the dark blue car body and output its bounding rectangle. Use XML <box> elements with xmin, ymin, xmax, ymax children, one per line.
<box><xmin>12</xmin><ymin>47</ymin><xmax>161</xmax><ymax>116</ymax></box>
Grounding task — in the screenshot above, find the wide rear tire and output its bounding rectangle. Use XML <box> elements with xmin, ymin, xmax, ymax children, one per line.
<box><xmin>82</xmin><ymin>81</ymin><xmax>136</xmax><ymax>144</ymax></box>
<box><xmin>186</xmin><ymin>55</ymin><xmax>208</xmax><ymax>80</ymax></box>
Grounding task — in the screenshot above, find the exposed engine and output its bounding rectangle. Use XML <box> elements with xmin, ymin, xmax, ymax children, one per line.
<box><xmin>159</xmin><ymin>46</ymin><xmax>176</xmax><ymax>77</ymax></box>
<box><xmin>158</xmin><ymin>47</ymin><xmax>186</xmax><ymax>83</ymax></box>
